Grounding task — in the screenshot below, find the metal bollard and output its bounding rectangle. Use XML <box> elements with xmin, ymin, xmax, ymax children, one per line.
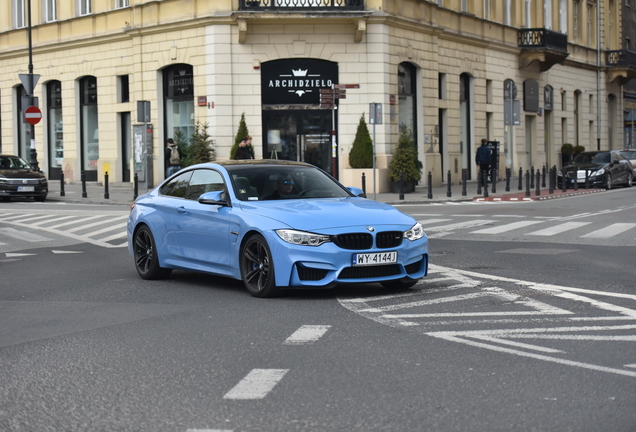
<box><xmin>447</xmin><ymin>170</ymin><xmax>452</xmax><ymax>198</ymax></box>
<box><xmin>60</xmin><ymin>171</ymin><xmax>65</xmax><ymax>197</ymax></box>
<box><xmin>542</xmin><ymin>165</ymin><xmax>546</xmax><ymax>188</ymax></box>
<box><xmin>525</xmin><ymin>170</ymin><xmax>531</xmax><ymax>197</ymax></box>
<box><xmin>482</xmin><ymin>170</ymin><xmax>489</xmax><ymax>198</ymax></box>
<box><xmin>530</xmin><ymin>166</ymin><xmax>535</xmax><ymax>189</ymax></box>
<box><xmin>535</xmin><ymin>171</ymin><xmax>541</xmax><ymax>196</ymax></box>
<box><xmin>477</xmin><ymin>170</ymin><xmax>482</xmax><ymax>195</ymax></box>
<box><xmin>518</xmin><ymin>167</ymin><xmax>523</xmax><ymax>190</ymax></box>
<box><xmin>491</xmin><ymin>168</ymin><xmax>497</xmax><ymax>194</ymax></box>
<box><xmin>505</xmin><ymin>167</ymin><xmax>511</xmax><ymax>192</ymax></box>
<box><xmin>461</xmin><ymin>169</ymin><xmax>467</xmax><ymax>196</ymax></box>
<box><xmin>361</xmin><ymin>172</ymin><xmax>366</xmax><ymax>197</ymax></box>
<box><xmin>399</xmin><ymin>171</ymin><xmax>404</xmax><ymax>200</ymax></box>
<box><xmin>134</xmin><ymin>173</ymin><xmax>139</xmax><ymax>200</ymax></box>
<box><xmin>104</xmin><ymin>171</ymin><xmax>110</xmax><ymax>199</ymax></box>
<box><xmin>81</xmin><ymin>170</ymin><xmax>87</xmax><ymax>198</ymax></box>
<box><xmin>427</xmin><ymin>171</ymin><xmax>433</xmax><ymax>199</ymax></box>
<box><xmin>562</xmin><ymin>169</ymin><xmax>567</xmax><ymax>192</ymax></box>
<box><xmin>573</xmin><ymin>171</ymin><xmax>579</xmax><ymax>191</ymax></box>
<box><xmin>549</xmin><ymin>167</ymin><xmax>554</xmax><ymax>194</ymax></box>
<box><xmin>584</xmin><ymin>169</ymin><xmax>590</xmax><ymax>189</ymax></box>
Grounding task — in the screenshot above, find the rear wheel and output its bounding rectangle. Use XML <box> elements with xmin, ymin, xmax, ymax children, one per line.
<box><xmin>133</xmin><ymin>225</ymin><xmax>172</xmax><ymax>280</ymax></box>
<box><xmin>240</xmin><ymin>234</ymin><xmax>280</xmax><ymax>298</ymax></box>
<box><xmin>604</xmin><ymin>173</ymin><xmax>612</xmax><ymax>190</ymax></box>
<box><xmin>625</xmin><ymin>173</ymin><xmax>633</xmax><ymax>187</ymax></box>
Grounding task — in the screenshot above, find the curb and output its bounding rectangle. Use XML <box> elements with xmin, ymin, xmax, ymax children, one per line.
<box><xmin>473</xmin><ymin>188</ymin><xmax>605</xmax><ymax>202</ymax></box>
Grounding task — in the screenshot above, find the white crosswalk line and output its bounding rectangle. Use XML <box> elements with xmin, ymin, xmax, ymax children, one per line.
<box><xmin>100</xmin><ymin>231</ymin><xmax>128</xmax><ymax>242</ymax></box>
<box><xmin>30</xmin><ymin>215</ymin><xmax>76</xmax><ymax>226</ymax></box>
<box><xmin>47</xmin><ymin>215</ymin><xmax>108</xmax><ymax>229</ymax></box>
<box><xmin>85</xmin><ymin>222</ymin><xmax>127</xmax><ymax>238</ymax></box>
<box><xmin>65</xmin><ymin>215</ymin><xmax>127</xmax><ymax>233</ymax></box>
<box><xmin>223</xmin><ymin>369</ymin><xmax>288</xmax><ymax>400</ymax></box>
<box><xmin>284</xmin><ymin>325</ymin><xmax>331</xmax><ymax>345</ymax></box>
<box><xmin>415</xmin><ymin>218</ymin><xmax>453</xmax><ymax>225</ymax></box>
<box><xmin>0</xmin><ymin>213</ymin><xmax>35</xmax><ymax>221</ymax></box>
<box><xmin>580</xmin><ymin>223</ymin><xmax>636</xmax><ymax>239</ymax></box>
<box><xmin>0</xmin><ymin>227</ymin><xmax>52</xmax><ymax>242</ymax></box>
<box><xmin>471</xmin><ymin>220</ymin><xmax>544</xmax><ymax>234</ymax></box>
<box><xmin>15</xmin><ymin>214</ymin><xmax>52</xmax><ymax>223</ymax></box>
<box><xmin>426</xmin><ymin>220</ymin><xmax>493</xmax><ymax>232</ymax></box>
<box><xmin>526</xmin><ymin>221</ymin><xmax>592</xmax><ymax>236</ymax></box>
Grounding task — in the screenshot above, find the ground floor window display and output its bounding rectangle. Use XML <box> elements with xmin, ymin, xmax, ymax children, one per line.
<box><xmin>47</xmin><ymin>80</ymin><xmax>63</xmax><ymax>180</ymax></box>
<box><xmin>80</xmin><ymin>76</ymin><xmax>99</xmax><ymax>182</ymax></box>
<box><xmin>164</xmin><ymin>64</ymin><xmax>195</xmax><ymax>142</ymax></box>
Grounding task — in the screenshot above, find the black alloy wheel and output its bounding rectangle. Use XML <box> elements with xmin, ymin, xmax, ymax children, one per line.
<box><xmin>626</xmin><ymin>173</ymin><xmax>633</xmax><ymax>187</ymax></box>
<box><xmin>604</xmin><ymin>173</ymin><xmax>612</xmax><ymax>190</ymax></box>
<box><xmin>133</xmin><ymin>225</ymin><xmax>172</xmax><ymax>280</ymax></box>
<box><xmin>240</xmin><ymin>234</ymin><xmax>280</xmax><ymax>298</ymax></box>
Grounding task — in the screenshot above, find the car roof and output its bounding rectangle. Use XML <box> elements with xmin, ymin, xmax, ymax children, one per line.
<box><xmin>213</xmin><ymin>159</ymin><xmax>312</xmax><ymax>167</ymax></box>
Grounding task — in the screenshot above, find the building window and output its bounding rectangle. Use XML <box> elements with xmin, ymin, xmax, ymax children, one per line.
<box><xmin>16</xmin><ymin>86</ymin><xmax>30</xmax><ymax>159</ymax></box>
<box><xmin>118</xmin><ymin>75</ymin><xmax>130</xmax><ymax>103</ymax></box>
<box><xmin>525</xmin><ymin>0</ymin><xmax>532</xmax><ymax>28</ymax></box>
<box><xmin>80</xmin><ymin>76</ymin><xmax>99</xmax><ymax>180</ymax></box>
<box><xmin>437</xmin><ymin>0</ymin><xmax>443</xmax><ymax>6</ymax></box>
<box><xmin>544</xmin><ymin>0</ymin><xmax>553</xmax><ymax>29</ymax></box>
<box><xmin>486</xmin><ymin>79</ymin><xmax>493</xmax><ymax>104</ymax></box>
<box><xmin>164</xmin><ymin>64</ymin><xmax>195</xmax><ymax>142</ymax></box>
<box><xmin>559</xmin><ymin>0</ymin><xmax>567</xmax><ymax>33</ymax></box>
<box><xmin>484</xmin><ymin>0</ymin><xmax>491</xmax><ymax>20</ymax></box>
<box><xmin>439</xmin><ymin>73</ymin><xmax>446</xmax><ymax>100</ymax></box>
<box><xmin>78</xmin><ymin>0</ymin><xmax>91</xmax><ymax>16</ymax></box>
<box><xmin>398</xmin><ymin>63</ymin><xmax>417</xmax><ymax>160</ymax></box>
<box><xmin>461</xmin><ymin>0</ymin><xmax>468</xmax><ymax>12</ymax></box>
<box><xmin>115</xmin><ymin>0</ymin><xmax>129</xmax><ymax>8</ymax></box>
<box><xmin>505</xmin><ymin>0</ymin><xmax>511</xmax><ymax>26</ymax></box>
<box><xmin>47</xmin><ymin>81</ymin><xmax>63</xmax><ymax>171</ymax></box>
<box><xmin>43</xmin><ymin>0</ymin><xmax>57</xmax><ymax>22</ymax></box>
<box><xmin>14</xmin><ymin>0</ymin><xmax>25</xmax><ymax>29</ymax></box>
<box><xmin>573</xmin><ymin>1</ymin><xmax>579</xmax><ymax>42</ymax></box>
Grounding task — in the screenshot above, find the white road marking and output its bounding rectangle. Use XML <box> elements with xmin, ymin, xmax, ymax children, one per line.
<box><xmin>526</xmin><ymin>221</ymin><xmax>592</xmax><ymax>236</ymax></box>
<box><xmin>65</xmin><ymin>216</ymin><xmax>125</xmax><ymax>233</ymax></box>
<box><xmin>580</xmin><ymin>223</ymin><xmax>636</xmax><ymax>238</ymax></box>
<box><xmin>0</xmin><ymin>227</ymin><xmax>52</xmax><ymax>242</ymax></box>
<box><xmin>51</xmin><ymin>250</ymin><xmax>84</xmax><ymax>254</ymax></box>
<box><xmin>415</xmin><ymin>218</ymin><xmax>453</xmax><ymax>225</ymax></box>
<box><xmin>424</xmin><ymin>220</ymin><xmax>493</xmax><ymax>232</ymax></box>
<box><xmin>15</xmin><ymin>214</ymin><xmax>52</xmax><ymax>223</ymax></box>
<box><xmin>283</xmin><ymin>325</ymin><xmax>331</xmax><ymax>345</ymax></box>
<box><xmin>469</xmin><ymin>335</ymin><xmax>565</xmax><ymax>353</ymax></box>
<box><xmin>625</xmin><ymin>364</ymin><xmax>636</xmax><ymax>369</ymax></box>
<box><xmin>85</xmin><ymin>222</ymin><xmax>127</xmax><ymax>237</ymax></box>
<box><xmin>47</xmin><ymin>215</ymin><xmax>107</xmax><ymax>229</ymax></box>
<box><xmin>186</xmin><ymin>430</ymin><xmax>233</xmax><ymax>432</ymax></box>
<box><xmin>30</xmin><ymin>215</ymin><xmax>76</xmax><ymax>226</ymax></box>
<box><xmin>223</xmin><ymin>369</ymin><xmax>289</xmax><ymax>400</ymax></box>
<box><xmin>5</xmin><ymin>252</ymin><xmax>36</xmax><ymax>257</ymax></box>
<box><xmin>0</xmin><ymin>213</ymin><xmax>35</xmax><ymax>221</ymax></box>
<box><xmin>471</xmin><ymin>220</ymin><xmax>544</xmax><ymax>234</ymax></box>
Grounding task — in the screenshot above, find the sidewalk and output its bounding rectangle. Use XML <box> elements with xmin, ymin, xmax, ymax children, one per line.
<box><xmin>45</xmin><ymin>179</ymin><xmax>606</xmax><ymax>206</ymax></box>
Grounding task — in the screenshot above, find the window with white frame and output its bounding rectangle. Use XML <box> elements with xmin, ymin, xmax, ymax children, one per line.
<box><xmin>484</xmin><ymin>0</ymin><xmax>491</xmax><ymax>20</ymax></box>
<box><xmin>505</xmin><ymin>0</ymin><xmax>511</xmax><ymax>26</ymax></box>
<box><xmin>44</xmin><ymin>0</ymin><xmax>57</xmax><ymax>22</ymax></box>
<box><xmin>78</xmin><ymin>0</ymin><xmax>91</xmax><ymax>16</ymax></box>
<box><xmin>525</xmin><ymin>0</ymin><xmax>532</xmax><ymax>28</ymax></box>
<box><xmin>437</xmin><ymin>0</ymin><xmax>443</xmax><ymax>7</ymax></box>
<box><xmin>14</xmin><ymin>0</ymin><xmax>25</xmax><ymax>29</ymax></box>
<box><xmin>544</xmin><ymin>0</ymin><xmax>552</xmax><ymax>29</ymax></box>
<box><xmin>115</xmin><ymin>0</ymin><xmax>129</xmax><ymax>8</ymax></box>
<box><xmin>559</xmin><ymin>0</ymin><xmax>567</xmax><ymax>33</ymax></box>
<box><xmin>461</xmin><ymin>0</ymin><xmax>468</xmax><ymax>12</ymax></box>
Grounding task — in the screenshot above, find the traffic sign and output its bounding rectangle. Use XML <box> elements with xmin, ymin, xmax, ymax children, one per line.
<box><xmin>24</xmin><ymin>106</ymin><xmax>42</xmax><ymax>125</ymax></box>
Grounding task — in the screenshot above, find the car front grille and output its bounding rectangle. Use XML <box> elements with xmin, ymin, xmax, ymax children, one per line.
<box><xmin>332</xmin><ymin>233</ymin><xmax>373</xmax><ymax>250</ymax></box>
<box><xmin>376</xmin><ymin>231</ymin><xmax>403</xmax><ymax>249</ymax></box>
<box><xmin>297</xmin><ymin>265</ymin><xmax>329</xmax><ymax>281</ymax></box>
<box><xmin>405</xmin><ymin>258</ymin><xmax>424</xmax><ymax>274</ymax></box>
<box><xmin>339</xmin><ymin>264</ymin><xmax>401</xmax><ymax>279</ymax></box>
<box><xmin>6</xmin><ymin>178</ymin><xmax>40</xmax><ymax>185</ymax></box>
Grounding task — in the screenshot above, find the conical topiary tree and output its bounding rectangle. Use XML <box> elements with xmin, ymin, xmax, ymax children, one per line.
<box><xmin>185</xmin><ymin>120</ymin><xmax>215</xmax><ymax>166</ymax></box>
<box><xmin>230</xmin><ymin>113</ymin><xmax>254</xmax><ymax>159</ymax></box>
<box><xmin>348</xmin><ymin>114</ymin><xmax>373</xmax><ymax>168</ymax></box>
<box><xmin>388</xmin><ymin>124</ymin><xmax>421</xmax><ymax>183</ymax></box>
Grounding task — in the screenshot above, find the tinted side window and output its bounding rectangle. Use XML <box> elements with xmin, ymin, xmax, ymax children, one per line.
<box><xmin>159</xmin><ymin>171</ymin><xmax>192</xmax><ymax>198</ymax></box>
<box><xmin>185</xmin><ymin>169</ymin><xmax>226</xmax><ymax>200</ymax></box>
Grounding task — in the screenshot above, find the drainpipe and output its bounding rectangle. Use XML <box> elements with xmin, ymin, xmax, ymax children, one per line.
<box><xmin>597</xmin><ymin>0</ymin><xmax>601</xmax><ymax>151</ymax></box>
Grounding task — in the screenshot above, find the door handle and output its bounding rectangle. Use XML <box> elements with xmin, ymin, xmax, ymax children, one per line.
<box><xmin>177</xmin><ymin>206</ymin><xmax>186</xmax><ymax>213</ymax></box>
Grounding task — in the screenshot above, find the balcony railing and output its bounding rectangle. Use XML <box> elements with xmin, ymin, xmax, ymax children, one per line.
<box><xmin>606</xmin><ymin>50</ymin><xmax>636</xmax><ymax>67</ymax></box>
<box><xmin>239</xmin><ymin>0</ymin><xmax>364</xmax><ymax>10</ymax></box>
<box><xmin>518</xmin><ymin>28</ymin><xmax>568</xmax><ymax>53</ymax></box>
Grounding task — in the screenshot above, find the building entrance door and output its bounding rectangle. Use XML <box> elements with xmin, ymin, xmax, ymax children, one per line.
<box><xmin>263</xmin><ymin>110</ymin><xmax>335</xmax><ymax>176</ymax></box>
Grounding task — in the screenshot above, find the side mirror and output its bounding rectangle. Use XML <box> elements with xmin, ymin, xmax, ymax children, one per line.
<box><xmin>198</xmin><ymin>191</ymin><xmax>228</xmax><ymax>206</ymax></box>
<box><xmin>346</xmin><ymin>186</ymin><xmax>366</xmax><ymax>198</ymax></box>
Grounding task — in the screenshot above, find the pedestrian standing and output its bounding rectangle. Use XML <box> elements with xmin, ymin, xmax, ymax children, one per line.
<box><xmin>165</xmin><ymin>138</ymin><xmax>183</xmax><ymax>178</ymax></box>
<box><xmin>476</xmin><ymin>139</ymin><xmax>492</xmax><ymax>177</ymax></box>
<box><xmin>234</xmin><ymin>136</ymin><xmax>254</xmax><ymax>160</ymax></box>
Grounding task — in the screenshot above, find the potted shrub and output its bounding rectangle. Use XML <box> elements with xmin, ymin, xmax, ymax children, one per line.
<box><xmin>388</xmin><ymin>124</ymin><xmax>421</xmax><ymax>193</ymax></box>
<box><xmin>573</xmin><ymin>144</ymin><xmax>585</xmax><ymax>155</ymax></box>
<box><xmin>348</xmin><ymin>114</ymin><xmax>373</xmax><ymax>169</ymax></box>
<box><xmin>561</xmin><ymin>143</ymin><xmax>574</xmax><ymax>167</ymax></box>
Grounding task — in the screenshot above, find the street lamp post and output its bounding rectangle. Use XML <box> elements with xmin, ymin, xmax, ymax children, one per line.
<box><xmin>27</xmin><ymin>0</ymin><xmax>39</xmax><ymax>171</ymax></box>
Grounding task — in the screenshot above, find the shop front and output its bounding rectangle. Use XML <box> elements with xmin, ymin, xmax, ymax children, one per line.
<box><xmin>261</xmin><ymin>59</ymin><xmax>338</xmax><ymax>177</ymax></box>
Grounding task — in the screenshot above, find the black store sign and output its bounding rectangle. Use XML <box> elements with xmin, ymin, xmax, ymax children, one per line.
<box><xmin>261</xmin><ymin>58</ymin><xmax>338</xmax><ymax>105</ymax></box>
<box><xmin>166</xmin><ymin>65</ymin><xmax>194</xmax><ymax>99</ymax></box>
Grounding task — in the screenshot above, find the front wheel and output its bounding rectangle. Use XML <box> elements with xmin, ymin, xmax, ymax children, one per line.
<box><xmin>133</xmin><ymin>225</ymin><xmax>172</xmax><ymax>280</ymax></box>
<box><xmin>240</xmin><ymin>234</ymin><xmax>280</xmax><ymax>298</ymax></box>
<box><xmin>604</xmin><ymin>173</ymin><xmax>612</xmax><ymax>190</ymax></box>
<box><xmin>625</xmin><ymin>173</ymin><xmax>633</xmax><ymax>188</ymax></box>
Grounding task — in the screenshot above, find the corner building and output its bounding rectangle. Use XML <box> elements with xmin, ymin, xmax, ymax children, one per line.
<box><xmin>0</xmin><ymin>0</ymin><xmax>627</xmax><ymax>191</ymax></box>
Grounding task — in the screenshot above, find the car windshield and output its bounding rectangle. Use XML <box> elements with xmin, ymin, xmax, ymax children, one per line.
<box><xmin>226</xmin><ymin>164</ymin><xmax>354</xmax><ymax>201</ymax></box>
<box><xmin>0</xmin><ymin>156</ymin><xmax>31</xmax><ymax>170</ymax></box>
<box><xmin>571</xmin><ymin>152</ymin><xmax>610</xmax><ymax>165</ymax></box>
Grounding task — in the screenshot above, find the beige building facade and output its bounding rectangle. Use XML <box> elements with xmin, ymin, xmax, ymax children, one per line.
<box><xmin>0</xmin><ymin>0</ymin><xmax>627</xmax><ymax>191</ymax></box>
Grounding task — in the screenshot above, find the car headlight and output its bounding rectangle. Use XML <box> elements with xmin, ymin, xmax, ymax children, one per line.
<box><xmin>276</xmin><ymin>229</ymin><xmax>331</xmax><ymax>247</ymax></box>
<box><xmin>404</xmin><ymin>222</ymin><xmax>425</xmax><ymax>241</ymax></box>
<box><xmin>592</xmin><ymin>168</ymin><xmax>604</xmax><ymax>177</ymax></box>
<box><xmin>0</xmin><ymin>177</ymin><xmax>7</xmax><ymax>184</ymax></box>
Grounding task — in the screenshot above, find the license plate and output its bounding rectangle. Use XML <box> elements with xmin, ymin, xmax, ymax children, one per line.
<box><xmin>352</xmin><ymin>251</ymin><xmax>397</xmax><ymax>266</ymax></box>
<box><xmin>17</xmin><ymin>186</ymin><xmax>35</xmax><ymax>192</ymax></box>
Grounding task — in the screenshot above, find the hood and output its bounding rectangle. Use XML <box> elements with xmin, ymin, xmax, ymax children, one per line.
<box><xmin>564</xmin><ymin>162</ymin><xmax>606</xmax><ymax>170</ymax></box>
<box><xmin>0</xmin><ymin>168</ymin><xmax>45</xmax><ymax>179</ymax></box>
<box><xmin>239</xmin><ymin>198</ymin><xmax>416</xmax><ymax>231</ymax></box>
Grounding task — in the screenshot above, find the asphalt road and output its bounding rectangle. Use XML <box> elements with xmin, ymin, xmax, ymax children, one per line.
<box><xmin>1</xmin><ymin>190</ymin><xmax>635</xmax><ymax>432</ymax></box>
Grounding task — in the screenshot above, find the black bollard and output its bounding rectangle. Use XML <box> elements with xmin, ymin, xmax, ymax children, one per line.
<box><xmin>491</xmin><ymin>167</ymin><xmax>497</xmax><ymax>194</ymax></box>
<box><xmin>505</xmin><ymin>167</ymin><xmax>511</xmax><ymax>192</ymax></box>
<box><xmin>447</xmin><ymin>170</ymin><xmax>452</xmax><ymax>197</ymax></box>
<box><xmin>361</xmin><ymin>172</ymin><xmax>367</xmax><ymax>197</ymax></box>
<box><xmin>518</xmin><ymin>167</ymin><xmax>523</xmax><ymax>190</ymax></box>
<box><xmin>461</xmin><ymin>169</ymin><xmax>467</xmax><ymax>196</ymax></box>
<box><xmin>573</xmin><ymin>171</ymin><xmax>578</xmax><ymax>190</ymax></box>
<box><xmin>584</xmin><ymin>169</ymin><xmax>590</xmax><ymax>189</ymax></box>
<box><xmin>535</xmin><ymin>171</ymin><xmax>541</xmax><ymax>196</ymax></box>
<box><xmin>542</xmin><ymin>165</ymin><xmax>546</xmax><ymax>188</ymax></box>
<box><xmin>399</xmin><ymin>171</ymin><xmax>404</xmax><ymax>200</ymax></box>
<box><xmin>525</xmin><ymin>170</ymin><xmax>531</xmax><ymax>197</ymax></box>
<box><xmin>104</xmin><ymin>171</ymin><xmax>110</xmax><ymax>199</ymax></box>
<box><xmin>549</xmin><ymin>167</ymin><xmax>554</xmax><ymax>194</ymax></box>
<box><xmin>427</xmin><ymin>171</ymin><xmax>433</xmax><ymax>199</ymax></box>
<box><xmin>60</xmin><ymin>171</ymin><xmax>65</xmax><ymax>197</ymax></box>
<box><xmin>134</xmin><ymin>173</ymin><xmax>139</xmax><ymax>200</ymax></box>
<box><xmin>482</xmin><ymin>170</ymin><xmax>489</xmax><ymax>198</ymax></box>
<box><xmin>477</xmin><ymin>169</ymin><xmax>482</xmax><ymax>195</ymax></box>
<box><xmin>530</xmin><ymin>166</ymin><xmax>535</xmax><ymax>189</ymax></box>
<box><xmin>562</xmin><ymin>168</ymin><xmax>567</xmax><ymax>192</ymax></box>
<box><xmin>81</xmin><ymin>170</ymin><xmax>87</xmax><ymax>198</ymax></box>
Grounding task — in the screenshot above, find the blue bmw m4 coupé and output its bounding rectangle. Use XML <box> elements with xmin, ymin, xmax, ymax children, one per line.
<box><xmin>127</xmin><ymin>160</ymin><xmax>428</xmax><ymax>297</ymax></box>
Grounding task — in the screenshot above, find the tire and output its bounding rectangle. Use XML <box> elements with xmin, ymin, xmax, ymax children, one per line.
<box><xmin>133</xmin><ymin>225</ymin><xmax>172</xmax><ymax>280</ymax></box>
<box><xmin>625</xmin><ymin>173</ymin><xmax>633</xmax><ymax>188</ymax></box>
<box><xmin>240</xmin><ymin>234</ymin><xmax>280</xmax><ymax>298</ymax></box>
<box><xmin>381</xmin><ymin>279</ymin><xmax>419</xmax><ymax>290</ymax></box>
<box><xmin>604</xmin><ymin>173</ymin><xmax>612</xmax><ymax>190</ymax></box>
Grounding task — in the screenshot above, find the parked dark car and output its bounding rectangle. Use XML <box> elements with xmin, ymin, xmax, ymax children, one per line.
<box><xmin>0</xmin><ymin>154</ymin><xmax>48</xmax><ymax>202</ymax></box>
<box><xmin>558</xmin><ymin>150</ymin><xmax>633</xmax><ymax>190</ymax></box>
<box><xmin>619</xmin><ymin>149</ymin><xmax>636</xmax><ymax>176</ymax></box>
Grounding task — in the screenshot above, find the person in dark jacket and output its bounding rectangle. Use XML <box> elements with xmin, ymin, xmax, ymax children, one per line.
<box><xmin>475</xmin><ymin>139</ymin><xmax>492</xmax><ymax>176</ymax></box>
<box><xmin>234</xmin><ymin>137</ymin><xmax>254</xmax><ymax>160</ymax></box>
<box><xmin>165</xmin><ymin>138</ymin><xmax>183</xmax><ymax>178</ymax></box>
